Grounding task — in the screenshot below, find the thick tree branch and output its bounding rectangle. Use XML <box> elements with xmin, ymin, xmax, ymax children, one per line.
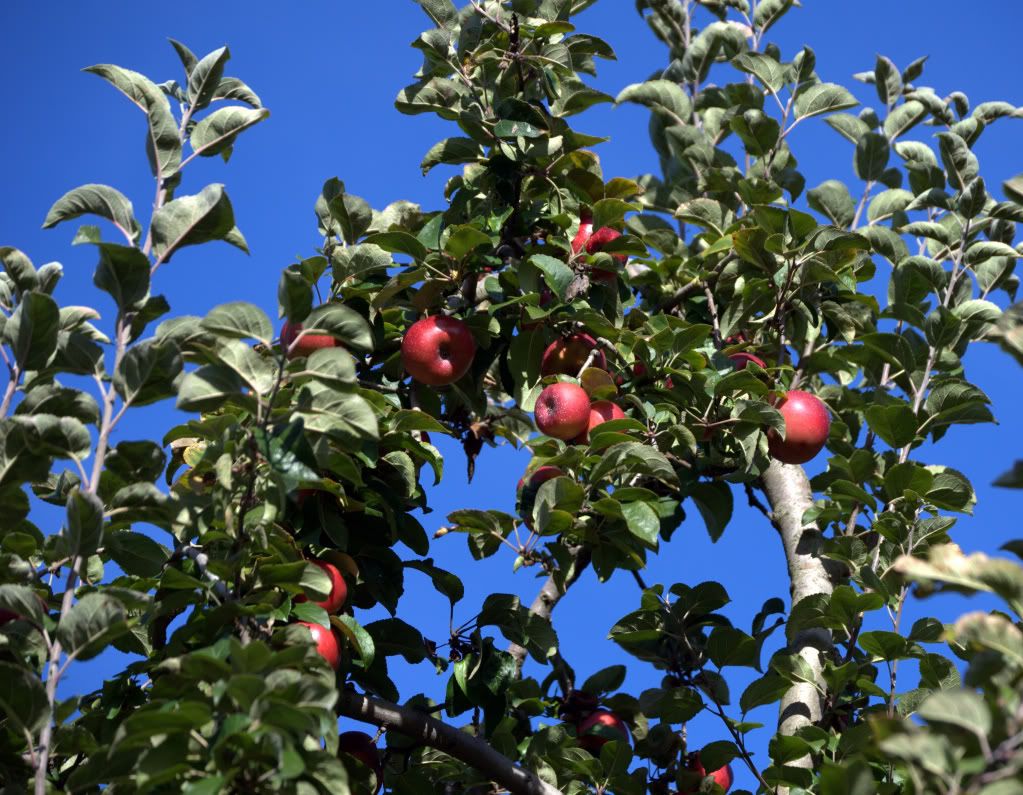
<box><xmin>508</xmin><ymin>546</ymin><xmax>591</xmax><ymax>674</ymax></box>
<box><xmin>760</xmin><ymin>460</ymin><xmax>834</xmax><ymax>778</ymax></box>
<box><xmin>337</xmin><ymin>690</ymin><xmax>562</xmax><ymax>795</ymax></box>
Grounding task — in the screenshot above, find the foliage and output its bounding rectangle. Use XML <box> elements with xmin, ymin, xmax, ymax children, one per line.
<box><xmin>1</xmin><ymin>1</ymin><xmax>1022</xmax><ymax>793</ymax></box>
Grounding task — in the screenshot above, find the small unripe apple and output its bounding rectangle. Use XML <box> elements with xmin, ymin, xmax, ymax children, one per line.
<box><xmin>338</xmin><ymin>731</ymin><xmax>382</xmax><ymax>794</ymax></box>
<box><xmin>577</xmin><ymin>710</ymin><xmax>630</xmax><ymax>754</ymax></box>
<box><xmin>402</xmin><ymin>316</ymin><xmax>476</xmax><ymax>386</ymax></box>
<box><xmin>729</xmin><ymin>352</ymin><xmax>766</xmax><ymax>370</ymax></box>
<box><xmin>680</xmin><ymin>753</ymin><xmax>734</xmax><ymax>794</ymax></box>
<box><xmin>540</xmin><ymin>333</ymin><xmax>605</xmax><ymax>376</ymax></box>
<box><xmin>534</xmin><ymin>383</ymin><xmax>591</xmax><ymax>441</ymax></box>
<box><xmin>281</xmin><ymin>320</ymin><xmax>338</xmax><ymax>359</ymax></box>
<box><xmin>767</xmin><ymin>389</ymin><xmax>831</xmax><ymax>465</ymax></box>
<box><xmin>297</xmin><ymin>621</ymin><xmax>342</xmax><ymax>670</ymax></box>
<box><xmin>574</xmin><ymin>400</ymin><xmax>625</xmax><ymax>443</ymax></box>
<box><xmin>295</xmin><ymin>559</ymin><xmax>348</xmax><ymax>613</ymax></box>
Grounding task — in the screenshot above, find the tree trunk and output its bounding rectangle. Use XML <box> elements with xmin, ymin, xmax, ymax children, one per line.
<box><xmin>760</xmin><ymin>460</ymin><xmax>834</xmax><ymax>779</ymax></box>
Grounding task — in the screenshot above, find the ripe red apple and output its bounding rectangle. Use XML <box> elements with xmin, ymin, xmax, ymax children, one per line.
<box><xmin>338</xmin><ymin>731</ymin><xmax>383</xmax><ymax>794</ymax></box>
<box><xmin>516</xmin><ymin>465</ymin><xmax>565</xmax><ymax>496</ymax></box>
<box><xmin>767</xmin><ymin>389</ymin><xmax>831</xmax><ymax>465</ymax></box>
<box><xmin>297</xmin><ymin>621</ymin><xmax>342</xmax><ymax>670</ymax></box>
<box><xmin>680</xmin><ymin>753</ymin><xmax>734</xmax><ymax>794</ymax></box>
<box><xmin>295</xmin><ymin>559</ymin><xmax>348</xmax><ymax>613</ymax></box>
<box><xmin>540</xmin><ymin>333</ymin><xmax>606</xmax><ymax>376</ymax></box>
<box><xmin>729</xmin><ymin>352</ymin><xmax>766</xmax><ymax>370</ymax></box>
<box><xmin>534</xmin><ymin>383</ymin><xmax>591</xmax><ymax>441</ymax></box>
<box><xmin>517</xmin><ymin>465</ymin><xmax>565</xmax><ymax>525</ymax></box>
<box><xmin>574</xmin><ymin>400</ymin><xmax>625</xmax><ymax>443</ymax></box>
<box><xmin>281</xmin><ymin>320</ymin><xmax>338</xmax><ymax>359</ymax></box>
<box><xmin>585</xmin><ymin>227</ymin><xmax>627</xmax><ymax>263</ymax></box>
<box><xmin>401</xmin><ymin>316</ymin><xmax>476</xmax><ymax>386</ymax></box>
<box><xmin>577</xmin><ymin>710</ymin><xmax>630</xmax><ymax>754</ymax></box>
<box><xmin>571</xmin><ymin>209</ymin><xmax>594</xmax><ymax>255</ymax></box>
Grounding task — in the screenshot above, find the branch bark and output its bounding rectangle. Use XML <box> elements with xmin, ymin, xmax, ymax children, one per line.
<box><xmin>337</xmin><ymin>690</ymin><xmax>563</xmax><ymax>795</ymax></box>
<box><xmin>508</xmin><ymin>546</ymin><xmax>591</xmax><ymax>675</ymax></box>
<box><xmin>760</xmin><ymin>460</ymin><xmax>834</xmax><ymax>777</ymax></box>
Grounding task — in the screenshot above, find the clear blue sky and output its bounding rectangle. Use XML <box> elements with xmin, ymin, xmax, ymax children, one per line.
<box><xmin>2</xmin><ymin>1</ymin><xmax>1021</xmax><ymax>790</ymax></box>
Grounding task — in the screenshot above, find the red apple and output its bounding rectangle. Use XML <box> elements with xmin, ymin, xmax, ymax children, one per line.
<box><xmin>281</xmin><ymin>320</ymin><xmax>338</xmax><ymax>359</ymax></box>
<box><xmin>541</xmin><ymin>333</ymin><xmax>606</xmax><ymax>376</ymax></box>
<box><xmin>297</xmin><ymin>621</ymin><xmax>342</xmax><ymax>670</ymax></box>
<box><xmin>534</xmin><ymin>383</ymin><xmax>591</xmax><ymax>441</ymax></box>
<box><xmin>0</xmin><ymin>609</ymin><xmax>18</xmax><ymax>625</ymax></box>
<box><xmin>401</xmin><ymin>316</ymin><xmax>476</xmax><ymax>386</ymax></box>
<box><xmin>571</xmin><ymin>209</ymin><xmax>594</xmax><ymax>255</ymax></box>
<box><xmin>585</xmin><ymin>228</ymin><xmax>628</xmax><ymax>284</ymax></box>
<box><xmin>338</xmin><ymin>731</ymin><xmax>382</xmax><ymax>794</ymax></box>
<box><xmin>729</xmin><ymin>352</ymin><xmax>766</xmax><ymax>370</ymax></box>
<box><xmin>574</xmin><ymin>400</ymin><xmax>626</xmax><ymax>443</ymax></box>
<box><xmin>577</xmin><ymin>710</ymin><xmax>630</xmax><ymax>754</ymax></box>
<box><xmin>517</xmin><ymin>465</ymin><xmax>565</xmax><ymax>525</ymax></box>
<box><xmin>516</xmin><ymin>465</ymin><xmax>565</xmax><ymax>496</ymax></box>
<box><xmin>767</xmin><ymin>389</ymin><xmax>831</xmax><ymax>465</ymax></box>
<box><xmin>680</xmin><ymin>753</ymin><xmax>734</xmax><ymax>794</ymax></box>
<box><xmin>295</xmin><ymin>559</ymin><xmax>348</xmax><ymax>613</ymax></box>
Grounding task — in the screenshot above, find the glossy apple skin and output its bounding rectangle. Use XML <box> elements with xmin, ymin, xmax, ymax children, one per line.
<box><xmin>679</xmin><ymin>754</ymin><xmax>734</xmax><ymax>794</ymax></box>
<box><xmin>535</xmin><ymin>383</ymin><xmax>591</xmax><ymax>441</ymax></box>
<box><xmin>298</xmin><ymin>621</ymin><xmax>342</xmax><ymax>670</ymax></box>
<box><xmin>540</xmin><ymin>333</ymin><xmax>606</xmax><ymax>376</ymax></box>
<box><xmin>401</xmin><ymin>316</ymin><xmax>476</xmax><ymax>386</ymax></box>
<box><xmin>768</xmin><ymin>389</ymin><xmax>831</xmax><ymax>465</ymax></box>
<box><xmin>281</xmin><ymin>320</ymin><xmax>338</xmax><ymax>359</ymax></box>
<box><xmin>338</xmin><ymin>731</ymin><xmax>382</xmax><ymax>794</ymax></box>
<box><xmin>574</xmin><ymin>400</ymin><xmax>625</xmax><ymax>443</ymax></box>
<box><xmin>729</xmin><ymin>351</ymin><xmax>766</xmax><ymax>370</ymax></box>
<box><xmin>577</xmin><ymin>710</ymin><xmax>630</xmax><ymax>754</ymax></box>
<box><xmin>295</xmin><ymin>559</ymin><xmax>348</xmax><ymax>613</ymax></box>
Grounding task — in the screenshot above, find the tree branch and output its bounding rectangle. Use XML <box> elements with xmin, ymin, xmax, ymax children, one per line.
<box><xmin>508</xmin><ymin>546</ymin><xmax>591</xmax><ymax>675</ymax></box>
<box><xmin>337</xmin><ymin>690</ymin><xmax>563</xmax><ymax>795</ymax></box>
<box><xmin>760</xmin><ymin>460</ymin><xmax>834</xmax><ymax>782</ymax></box>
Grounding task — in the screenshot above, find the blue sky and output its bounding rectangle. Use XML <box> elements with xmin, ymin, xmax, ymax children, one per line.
<box><xmin>2</xmin><ymin>1</ymin><xmax>1022</xmax><ymax>790</ymax></box>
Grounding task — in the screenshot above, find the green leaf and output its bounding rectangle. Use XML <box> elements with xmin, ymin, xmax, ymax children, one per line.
<box><xmin>336</xmin><ymin>614</ymin><xmax>376</xmax><ymax>669</ymax></box>
<box><xmin>151</xmin><ymin>184</ymin><xmax>247</xmax><ymax>263</ymax></box>
<box><xmin>42</xmin><ymin>184</ymin><xmax>140</xmax><ymax>244</ymax></box>
<box><xmin>807</xmin><ymin>181</ymin><xmax>855</xmax><ymax>227</ymax></box>
<box><xmin>936</xmin><ymin>132</ymin><xmax>979</xmax><ymax>191</ymax></box>
<box><xmin>689</xmin><ymin>481</ymin><xmax>733</xmax><ymax>542</ymax></box>
<box><xmin>964</xmin><ymin>241</ymin><xmax>1021</xmax><ymax>266</ymax></box>
<box><xmin>864</xmin><ymin>404</ymin><xmax>917</xmax><ymax>448</ymax></box>
<box><xmin>296</xmin><ymin>347</ymin><xmax>357</xmax><ymax>389</ymax></box>
<box><xmin>364</xmin><ymin>231</ymin><xmax>428</xmax><ymax>261</ymax></box>
<box><xmin>0</xmin><ymin>584</ymin><xmax>45</xmax><ymax>625</ymax></box>
<box><xmin>0</xmin><ymin>662</ymin><xmax>50</xmax><ymax>735</ymax></box>
<box><xmin>639</xmin><ymin>687</ymin><xmax>703</xmax><ymax>722</ymax></box>
<box><xmin>707</xmin><ymin>627</ymin><xmax>759</xmax><ymax>668</ymax></box>
<box><xmin>0</xmin><ymin>247</ymin><xmax>38</xmax><ymax>294</ymax></box>
<box><xmin>444</xmin><ymin>225</ymin><xmax>491</xmax><ymax>259</ymax></box>
<box><xmin>740</xmin><ymin>673</ymin><xmax>790</xmax><ymax>713</ymax></box>
<box><xmin>57</xmin><ymin>592</ymin><xmax>129</xmax><ymax>661</ymax></box>
<box><xmin>753</xmin><ymin>0</ymin><xmax>794</xmax><ymax>33</ymax></box>
<box><xmin>731</xmin><ymin>51</ymin><xmax>786</xmax><ymax>92</ymax></box>
<box><xmin>621</xmin><ymin>500</ymin><xmax>660</xmax><ymax>546</ymax></box>
<box><xmin>616</xmin><ymin>80</ymin><xmax>691</xmax><ymax>126</ymax></box>
<box><xmin>332</xmin><ymin>243</ymin><xmax>392</xmax><ymax>282</ymax></box>
<box><xmin>84</xmin><ymin>64</ymin><xmax>181</xmax><ymax>178</ymax></box>
<box><xmin>175</xmin><ymin>364</ymin><xmax>247</xmax><ymax>412</ymax></box>
<box><xmin>104</xmin><ymin>531</ymin><xmax>170</xmax><ymax>577</ymax></box>
<box><xmin>212</xmin><ymin>76</ymin><xmax>262</xmax><ymax>107</ymax></box>
<box><xmin>201</xmin><ymin>301</ymin><xmax>273</xmax><ymax>344</ymax></box>
<box><xmin>874</xmin><ymin>55</ymin><xmax>902</xmax><ymax>106</ymax></box>
<box><xmin>883</xmin><ymin>100</ymin><xmax>927</xmax><ymax>139</ymax></box>
<box><xmin>730</xmin><ymin>109</ymin><xmax>780</xmax><ymax>156</ymax></box>
<box><xmin>917</xmin><ymin>690</ymin><xmax>991</xmax><ymax>738</ymax></box>
<box><xmin>3</xmin><ymin>291</ymin><xmax>59</xmax><ymax>370</ymax></box>
<box><xmin>304</xmin><ymin>303</ymin><xmax>373</xmax><ymax>352</ymax></box>
<box><xmin>413</xmin><ymin>0</ymin><xmax>457</xmax><ymax>26</ymax></box>
<box><xmin>530</xmin><ymin>254</ymin><xmax>574</xmax><ymax>301</ymax></box>
<box><xmin>189</xmin><ymin>106</ymin><xmax>269</xmax><ymax>157</ymax></box>
<box><xmin>113</xmin><ymin>339</ymin><xmax>183</xmax><ymax>406</ymax></box>
<box><xmin>580</xmin><ymin>665</ymin><xmax>627</xmax><ymax>695</ymax></box>
<box><xmin>187</xmin><ymin>46</ymin><xmax>230</xmax><ymax>110</ymax></box>
<box><xmin>93</xmin><ymin>243</ymin><xmax>150</xmax><ymax>311</ymax></box>
<box><xmin>855</xmin><ymin>132</ymin><xmax>890</xmax><ymax>181</ymax></box>
<box><xmin>794</xmin><ymin>83</ymin><xmax>859</xmax><ymax>121</ymax></box>
<box><xmin>66</xmin><ymin>488</ymin><xmax>104</xmax><ymax>558</ymax></box>
<box><xmin>168</xmin><ymin>38</ymin><xmax>198</xmax><ymax>77</ymax></box>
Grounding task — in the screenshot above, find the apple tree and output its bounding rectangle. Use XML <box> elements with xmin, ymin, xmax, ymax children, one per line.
<box><xmin>2</xmin><ymin>1</ymin><xmax>1023</xmax><ymax>793</ymax></box>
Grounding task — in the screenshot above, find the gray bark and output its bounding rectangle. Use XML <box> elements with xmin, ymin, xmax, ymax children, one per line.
<box><xmin>761</xmin><ymin>460</ymin><xmax>834</xmax><ymax>774</ymax></box>
<box><xmin>338</xmin><ymin>690</ymin><xmax>563</xmax><ymax>795</ymax></box>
